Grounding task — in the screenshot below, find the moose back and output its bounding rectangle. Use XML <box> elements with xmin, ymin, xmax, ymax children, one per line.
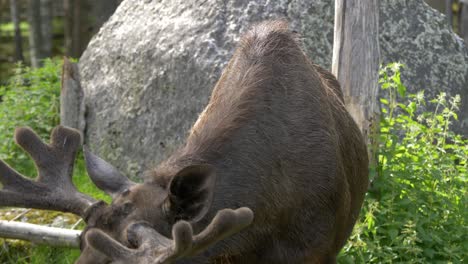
<box><xmin>0</xmin><ymin>20</ymin><xmax>368</xmax><ymax>263</ymax></box>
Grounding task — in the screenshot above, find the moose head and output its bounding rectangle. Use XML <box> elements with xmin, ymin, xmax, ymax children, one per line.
<box><xmin>0</xmin><ymin>126</ymin><xmax>253</xmax><ymax>263</ymax></box>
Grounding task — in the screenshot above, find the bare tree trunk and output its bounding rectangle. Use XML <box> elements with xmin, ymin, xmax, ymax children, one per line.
<box><xmin>40</xmin><ymin>0</ymin><xmax>53</xmax><ymax>58</ymax></box>
<box><xmin>64</xmin><ymin>0</ymin><xmax>73</xmax><ymax>57</ymax></box>
<box><xmin>64</xmin><ymin>0</ymin><xmax>82</xmax><ymax>58</ymax></box>
<box><xmin>9</xmin><ymin>0</ymin><xmax>24</xmax><ymax>63</ymax></box>
<box><xmin>90</xmin><ymin>0</ymin><xmax>120</xmax><ymax>30</ymax></box>
<box><xmin>28</xmin><ymin>0</ymin><xmax>53</xmax><ymax>67</ymax></box>
<box><xmin>460</xmin><ymin>1</ymin><xmax>468</xmax><ymax>43</ymax></box>
<box><xmin>28</xmin><ymin>0</ymin><xmax>42</xmax><ymax>67</ymax></box>
<box><xmin>72</xmin><ymin>0</ymin><xmax>81</xmax><ymax>57</ymax></box>
<box><xmin>332</xmin><ymin>0</ymin><xmax>380</xmax><ymax>143</ymax></box>
<box><xmin>64</xmin><ymin>0</ymin><xmax>120</xmax><ymax>58</ymax></box>
<box><xmin>446</xmin><ymin>0</ymin><xmax>454</xmax><ymax>27</ymax></box>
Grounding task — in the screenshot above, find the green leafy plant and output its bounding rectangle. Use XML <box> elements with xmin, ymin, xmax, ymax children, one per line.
<box><xmin>0</xmin><ymin>58</ymin><xmax>109</xmax><ymax>263</ymax></box>
<box><xmin>0</xmin><ymin>59</ymin><xmax>61</xmax><ymax>175</ymax></box>
<box><xmin>339</xmin><ymin>63</ymin><xmax>467</xmax><ymax>263</ymax></box>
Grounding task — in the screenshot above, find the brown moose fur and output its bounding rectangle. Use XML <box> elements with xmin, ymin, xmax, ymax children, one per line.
<box><xmin>140</xmin><ymin>20</ymin><xmax>369</xmax><ymax>263</ymax></box>
<box><xmin>76</xmin><ymin>20</ymin><xmax>368</xmax><ymax>263</ymax></box>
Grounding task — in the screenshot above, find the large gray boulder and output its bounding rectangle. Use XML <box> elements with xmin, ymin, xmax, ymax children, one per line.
<box><xmin>380</xmin><ymin>0</ymin><xmax>468</xmax><ymax>131</ymax></box>
<box><xmin>79</xmin><ymin>0</ymin><xmax>468</xmax><ymax>178</ymax></box>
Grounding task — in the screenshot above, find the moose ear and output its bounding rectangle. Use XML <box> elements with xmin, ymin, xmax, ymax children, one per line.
<box><xmin>167</xmin><ymin>164</ymin><xmax>216</xmax><ymax>222</ymax></box>
<box><xmin>84</xmin><ymin>147</ymin><xmax>135</xmax><ymax>198</ymax></box>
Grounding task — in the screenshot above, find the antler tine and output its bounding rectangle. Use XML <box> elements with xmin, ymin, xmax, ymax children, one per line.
<box><xmin>83</xmin><ymin>207</ymin><xmax>254</xmax><ymax>264</ymax></box>
<box><xmin>132</xmin><ymin>208</ymin><xmax>254</xmax><ymax>263</ymax></box>
<box><xmin>85</xmin><ymin>229</ymin><xmax>134</xmax><ymax>260</ymax></box>
<box><xmin>0</xmin><ymin>126</ymin><xmax>97</xmax><ymax>217</ymax></box>
<box><xmin>82</xmin><ymin>224</ymin><xmax>169</xmax><ymax>264</ymax></box>
<box><xmin>159</xmin><ymin>208</ymin><xmax>253</xmax><ymax>263</ymax></box>
<box><xmin>155</xmin><ymin>207</ymin><xmax>254</xmax><ymax>262</ymax></box>
<box><xmin>189</xmin><ymin>207</ymin><xmax>254</xmax><ymax>255</ymax></box>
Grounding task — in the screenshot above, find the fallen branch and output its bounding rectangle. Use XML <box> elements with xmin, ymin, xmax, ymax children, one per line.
<box><xmin>0</xmin><ymin>220</ymin><xmax>81</xmax><ymax>248</ymax></box>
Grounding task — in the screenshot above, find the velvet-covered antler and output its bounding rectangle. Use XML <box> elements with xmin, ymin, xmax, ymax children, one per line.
<box><xmin>0</xmin><ymin>126</ymin><xmax>98</xmax><ymax>218</ymax></box>
<box><xmin>84</xmin><ymin>207</ymin><xmax>254</xmax><ymax>264</ymax></box>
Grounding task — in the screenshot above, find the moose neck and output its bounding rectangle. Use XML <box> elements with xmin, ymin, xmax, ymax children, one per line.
<box><xmin>152</xmin><ymin>27</ymin><xmax>331</xmax><ymax>200</ymax></box>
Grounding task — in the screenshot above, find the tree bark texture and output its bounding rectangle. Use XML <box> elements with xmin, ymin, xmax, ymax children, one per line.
<box><xmin>61</xmin><ymin>57</ymin><xmax>85</xmax><ymax>134</ymax></box>
<box><xmin>332</xmin><ymin>0</ymin><xmax>380</xmax><ymax>142</ymax></box>
<box><xmin>64</xmin><ymin>0</ymin><xmax>120</xmax><ymax>58</ymax></box>
<box><xmin>460</xmin><ymin>1</ymin><xmax>468</xmax><ymax>43</ymax></box>
<box><xmin>9</xmin><ymin>0</ymin><xmax>24</xmax><ymax>62</ymax></box>
<box><xmin>28</xmin><ymin>0</ymin><xmax>52</xmax><ymax>67</ymax></box>
<box><xmin>28</xmin><ymin>0</ymin><xmax>42</xmax><ymax>67</ymax></box>
<box><xmin>0</xmin><ymin>220</ymin><xmax>80</xmax><ymax>248</ymax></box>
<box><xmin>40</xmin><ymin>0</ymin><xmax>52</xmax><ymax>58</ymax></box>
<box><xmin>446</xmin><ymin>0</ymin><xmax>454</xmax><ymax>27</ymax></box>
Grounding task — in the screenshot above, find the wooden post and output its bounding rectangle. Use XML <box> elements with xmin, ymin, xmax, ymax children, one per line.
<box><xmin>0</xmin><ymin>220</ymin><xmax>81</xmax><ymax>248</ymax></box>
<box><xmin>332</xmin><ymin>0</ymin><xmax>380</xmax><ymax>143</ymax></box>
<box><xmin>60</xmin><ymin>57</ymin><xmax>86</xmax><ymax>134</ymax></box>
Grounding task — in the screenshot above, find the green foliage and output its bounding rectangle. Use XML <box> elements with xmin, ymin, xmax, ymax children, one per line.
<box><xmin>340</xmin><ymin>63</ymin><xmax>467</xmax><ymax>263</ymax></box>
<box><xmin>0</xmin><ymin>59</ymin><xmax>109</xmax><ymax>263</ymax></box>
<box><xmin>0</xmin><ymin>243</ymin><xmax>80</xmax><ymax>264</ymax></box>
<box><xmin>0</xmin><ymin>21</ymin><xmax>30</xmax><ymax>36</ymax></box>
<box><xmin>0</xmin><ymin>59</ymin><xmax>61</xmax><ymax>175</ymax></box>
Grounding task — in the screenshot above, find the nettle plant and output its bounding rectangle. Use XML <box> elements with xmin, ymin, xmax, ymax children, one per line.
<box><xmin>0</xmin><ymin>59</ymin><xmax>61</xmax><ymax>175</ymax></box>
<box><xmin>340</xmin><ymin>63</ymin><xmax>467</xmax><ymax>263</ymax></box>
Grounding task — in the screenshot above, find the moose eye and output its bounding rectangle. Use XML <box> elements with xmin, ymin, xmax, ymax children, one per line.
<box><xmin>122</xmin><ymin>188</ymin><xmax>131</xmax><ymax>196</ymax></box>
<box><xmin>161</xmin><ymin>199</ymin><xmax>173</xmax><ymax>222</ymax></box>
<box><xmin>117</xmin><ymin>202</ymin><xmax>135</xmax><ymax>215</ymax></box>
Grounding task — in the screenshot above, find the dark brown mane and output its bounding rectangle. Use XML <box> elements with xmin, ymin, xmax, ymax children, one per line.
<box><xmin>181</xmin><ymin>20</ymin><xmax>318</xmax><ymax>158</ymax></box>
<box><xmin>143</xmin><ymin>20</ymin><xmax>367</xmax><ymax>263</ymax></box>
<box><xmin>237</xmin><ymin>19</ymin><xmax>302</xmax><ymax>61</ymax></box>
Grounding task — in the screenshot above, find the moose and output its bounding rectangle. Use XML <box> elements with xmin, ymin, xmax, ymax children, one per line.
<box><xmin>0</xmin><ymin>20</ymin><xmax>368</xmax><ymax>263</ymax></box>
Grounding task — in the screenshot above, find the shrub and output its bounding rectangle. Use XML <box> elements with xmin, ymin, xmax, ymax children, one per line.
<box><xmin>0</xmin><ymin>59</ymin><xmax>61</xmax><ymax>175</ymax></box>
<box><xmin>339</xmin><ymin>63</ymin><xmax>467</xmax><ymax>263</ymax></box>
<box><xmin>0</xmin><ymin>58</ymin><xmax>108</xmax><ymax>264</ymax></box>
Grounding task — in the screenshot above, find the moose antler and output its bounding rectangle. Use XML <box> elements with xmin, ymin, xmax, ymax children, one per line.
<box><xmin>84</xmin><ymin>207</ymin><xmax>254</xmax><ymax>263</ymax></box>
<box><xmin>0</xmin><ymin>126</ymin><xmax>98</xmax><ymax>217</ymax></box>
